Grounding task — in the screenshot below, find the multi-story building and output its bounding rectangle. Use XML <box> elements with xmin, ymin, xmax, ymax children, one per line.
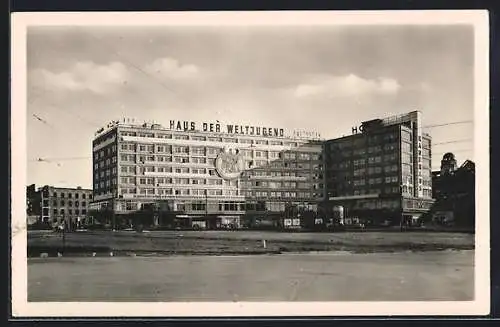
<box><xmin>26</xmin><ymin>184</ymin><xmax>93</xmax><ymax>227</ymax></box>
<box><xmin>90</xmin><ymin>119</ymin><xmax>324</xmax><ymax>229</ymax></box>
<box><xmin>26</xmin><ymin>184</ymin><xmax>40</xmax><ymax>224</ymax></box>
<box><xmin>431</xmin><ymin>156</ymin><xmax>475</xmax><ymax>227</ymax></box>
<box><xmin>322</xmin><ymin>111</ymin><xmax>434</xmax><ymax>226</ymax></box>
<box><xmin>440</xmin><ymin>152</ymin><xmax>458</xmax><ymax>175</ymax></box>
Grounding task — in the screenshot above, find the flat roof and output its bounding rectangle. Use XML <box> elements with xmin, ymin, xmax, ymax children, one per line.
<box><xmin>94</xmin><ymin>121</ymin><xmax>324</xmax><ymax>142</ymax></box>
<box><xmin>37</xmin><ymin>185</ymin><xmax>92</xmax><ymax>192</ymax></box>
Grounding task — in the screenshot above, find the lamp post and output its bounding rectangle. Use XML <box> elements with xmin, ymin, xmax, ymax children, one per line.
<box><xmin>205</xmin><ymin>190</ymin><xmax>208</xmax><ymax>215</ymax></box>
<box><xmin>61</xmin><ymin>215</ymin><xmax>66</xmax><ymax>254</ymax></box>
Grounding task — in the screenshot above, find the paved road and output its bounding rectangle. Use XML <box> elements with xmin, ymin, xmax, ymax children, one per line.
<box><xmin>28</xmin><ymin>250</ymin><xmax>473</xmax><ymax>302</ymax></box>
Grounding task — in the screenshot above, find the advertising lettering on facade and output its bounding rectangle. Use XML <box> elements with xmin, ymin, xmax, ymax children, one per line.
<box><xmin>168</xmin><ymin>120</ymin><xmax>285</xmax><ymax>137</ymax></box>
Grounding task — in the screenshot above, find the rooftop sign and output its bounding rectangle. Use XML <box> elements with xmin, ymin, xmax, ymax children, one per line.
<box><xmin>96</xmin><ymin>118</ymin><xmax>322</xmax><ymax>140</ymax></box>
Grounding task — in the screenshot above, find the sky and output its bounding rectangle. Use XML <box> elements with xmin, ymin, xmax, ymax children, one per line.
<box><xmin>26</xmin><ymin>24</ymin><xmax>475</xmax><ymax>189</ymax></box>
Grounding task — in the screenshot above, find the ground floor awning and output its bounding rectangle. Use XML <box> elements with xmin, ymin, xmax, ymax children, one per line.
<box><xmin>175</xmin><ymin>215</ymin><xmax>204</xmax><ymax>219</ymax></box>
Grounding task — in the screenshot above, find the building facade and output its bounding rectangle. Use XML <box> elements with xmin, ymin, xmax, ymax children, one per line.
<box><xmin>91</xmin><ymin>120</ymin><xmax>325</xmax><ymax>229</ymax></box>
<box><xmin>431</xmin><ymin>157</ymin><xmax>475</xmax><ymax>227</ymax></box>
<box><xmin>322</xmin><ymin>111</ymin><xmax>434</xmax><ymax>226</ymax></box>
<box><xmin>440</xmin><ymin>152</ymin><xmax>458</xmax><ymax>175</ymax></box>
<box><xmin>26</xmin><ymin>184</ymin><xmax>93</xmax><ymax>227</ymax></box>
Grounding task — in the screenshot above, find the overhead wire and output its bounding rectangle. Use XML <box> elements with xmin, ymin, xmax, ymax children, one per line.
<box><xmin>433</xmin><ymin>139</ymin><xmax>473</xmax><ymax>146</ymax></box>
<box><xmin>31</xmin><ymin>113</ymin><xmax>56</xmax><ymax>130</ymax></box>
<box><xmin>29</xmin><ymin>87</ymin><xmax>103</xmax><ymax>128</ymax></box>
<box><xmin>29</xmin><ymin>156</ymin><xmax>91</xmax><ymax>163</ymax></box>
<box><xmin>81</xmin><ymin>27</ymin><xmax>190</xmax><ymax>108</ymax></box>
<box><xmin>422</xmin><ymin>120</ymin><xmax>473</xmax><ymax>128</ymax></box>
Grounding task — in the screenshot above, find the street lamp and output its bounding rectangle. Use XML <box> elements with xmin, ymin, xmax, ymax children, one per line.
<box><xmin>205</xmin><ymin>189</ymin><xmax>208</xmax><ymax>227</ymax></box>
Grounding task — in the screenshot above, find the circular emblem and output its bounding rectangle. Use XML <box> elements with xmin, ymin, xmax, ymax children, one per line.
<box><xmin>215</xmin><ymin>148</ymin><xmax>246</xmax><ymax>180</ymax></box>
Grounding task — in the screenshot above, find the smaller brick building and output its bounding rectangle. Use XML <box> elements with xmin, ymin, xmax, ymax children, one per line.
<box><xmin>26</xmin><ymin>184</ymin><xmax>94</xmax><ymax>228</ymax></box>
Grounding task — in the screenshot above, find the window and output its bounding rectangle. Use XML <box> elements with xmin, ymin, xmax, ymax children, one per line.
<box><xmin>401</xmin><ymin>130</ymin><xmax>412</xmax><ymax>142</ymax></box>
<box><xmin>354</xmin><ymin>159</ymin><xmax>365</xmax><ymax>166</ymax></box>
<box><xmin>353</xmin><ymin>168</ymin><xmax>366</xmax><ymax>176</ymax></box>
<box><xmin>353</xmin><ymin>179</ymin><xmax>366</xmax><ymax>186</ymax></box>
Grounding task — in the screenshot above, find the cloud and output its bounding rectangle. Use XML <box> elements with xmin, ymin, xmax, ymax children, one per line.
<box><xmin>144</xmin><ymin>57</ymin><xmax>200</xmax><ymax>80</ymax></box>
<box><xmin>30</xmin><ymin>61</ymin><xmax>129</xmax><ymax>94</ymax></box>
<box><xmin>294</xmin><ymin>74</ymin><xmax>401</xmax><ymax>98</ymax></box>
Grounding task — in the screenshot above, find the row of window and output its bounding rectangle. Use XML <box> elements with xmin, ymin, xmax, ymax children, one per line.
<box><xmin>120</xmin><ymin>188</ymin><xmax>228</xmax><ymax>196</ymax></box>
<box><xmin>329</xmin><ymin>143</ymin><xmax>431</xmax><ymax>162</ymax></box>
<box><xmin>330</xmin><ymin>154</ymin><xmax>398</xmax><ymax>170</ymax></box>
<box><xmin>351</xmin><ymin>175</ymin><xmax>399</xmax><ymax>187</ymax></box>
<box><xmin>119</xmin><ymin>154</ymin><xmax>275</xmax><ymax>168</ymax></box>
<box><xmin>95</xmin><ymin>145</ymin><xmax>117</xmax><ymax>159</ymax></box>
<box><xmin>49</xmin><ymin>200</ymin><xmax>88</xmax><ymax>207</ymax></box>
<box><xmin>402</xmin><ymin>141</ymin><xmax>412</xmax><ymax>153</ymax></box>
<box><xmin>352</xmin><ymin>198</ymin><xmax>400</xmax><ymax>210</ymax></box>
<box><xmin>402</xmin><ymin>185</ymin><xmax>433</xmax><ymax>197</ymax></box>
<box><xmin>355</xmin><ymin>187</ymin><xmax>401</xmax><ymax>196</ymax></box>
<box><xmin>119</xmin><ymin>130</ymin><xmax>302</xmax><ymax>146</ymax></box>
<box><xmin>119</xmin><ymin>149</ymin><xmax>320</xmax><ymax>161</ymax></box>
<box><xmin>401</xmin><ymin>142</ymin><xmax>432</xmax><ymax>158</ymax></box>
<box><xmin>401</xmin><ymin>130</ymin><xmax>412</xmax><ymax>142</ymax></box>
<box><xmin>422</xmin><ymin>189</ymin><xmax>432</xmax><ymax>197</ymax></box>
<box><xmin>241</xmin><ymin>191</ymin><xmax>320</xmax><ymax>198</ymax></box>
<box><xmin>117</xmin><ymin>163</ymin><xmax>320</xmax><ymax>176</ymax></box>
<box><xmin>51</xmin><ymin>192</ymin><xmax>92</xmax><ymax>199</ymax></box>
<box><xmin>116</xmin><ymin>167</ymin><xmax>318</xmax><ymax>179</ymax></box>
<box><xmin>329</xmin><ymin>133</ymin><xmax>400</xmax><ymax>151</ymax></box>
<box><xmin>95</xmin><ymin>167</ymin><xmax>118</xmax><ymax>179</ymax></box>
<box><xmin>51</xmin><ymin>208</ymin><xmax>87</xmax><ymax>216</ymax></box>
<box><xmin>117</xmin><ymin>199</ymin><xmax>317</xmax><ymax>213</ymax></box>
<box><xmin>422</xmin><ymin>138</ymin><xmax>431</xmax><ymax>149</ymax></box>
<box><xmin>239</xmin><ymin>180</ymin><xmax>303</xmax><ymax>188</ymax></box>
<box><xmin>119</xmin><ymin>187</ymin><xmax>320</xmax><ymax>199</ymax></box>
<box><xmin>95</xmin><ymin>179</ymin><xmax>118</xmax><ymax>189</ymax></box>
<box><xmin>94</xmin><ymin>157</ymin><xmax>118</xmax><ymax>170</ymax></box>
<box><xmin>353</xmin><ymin>165</ymin><xmax>399</xmax><ymax>176</ymax></box>
<box><xmin>121</xmin><ymin>177</ymin><xmax>317</xmax><ymax>188</ymax></box>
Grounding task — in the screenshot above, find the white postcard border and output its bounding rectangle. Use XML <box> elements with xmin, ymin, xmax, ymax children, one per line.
<box><xmin>10</xmin><ymin>10</ymin><xmax>490</xmax><ymax>317</ymax></box>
